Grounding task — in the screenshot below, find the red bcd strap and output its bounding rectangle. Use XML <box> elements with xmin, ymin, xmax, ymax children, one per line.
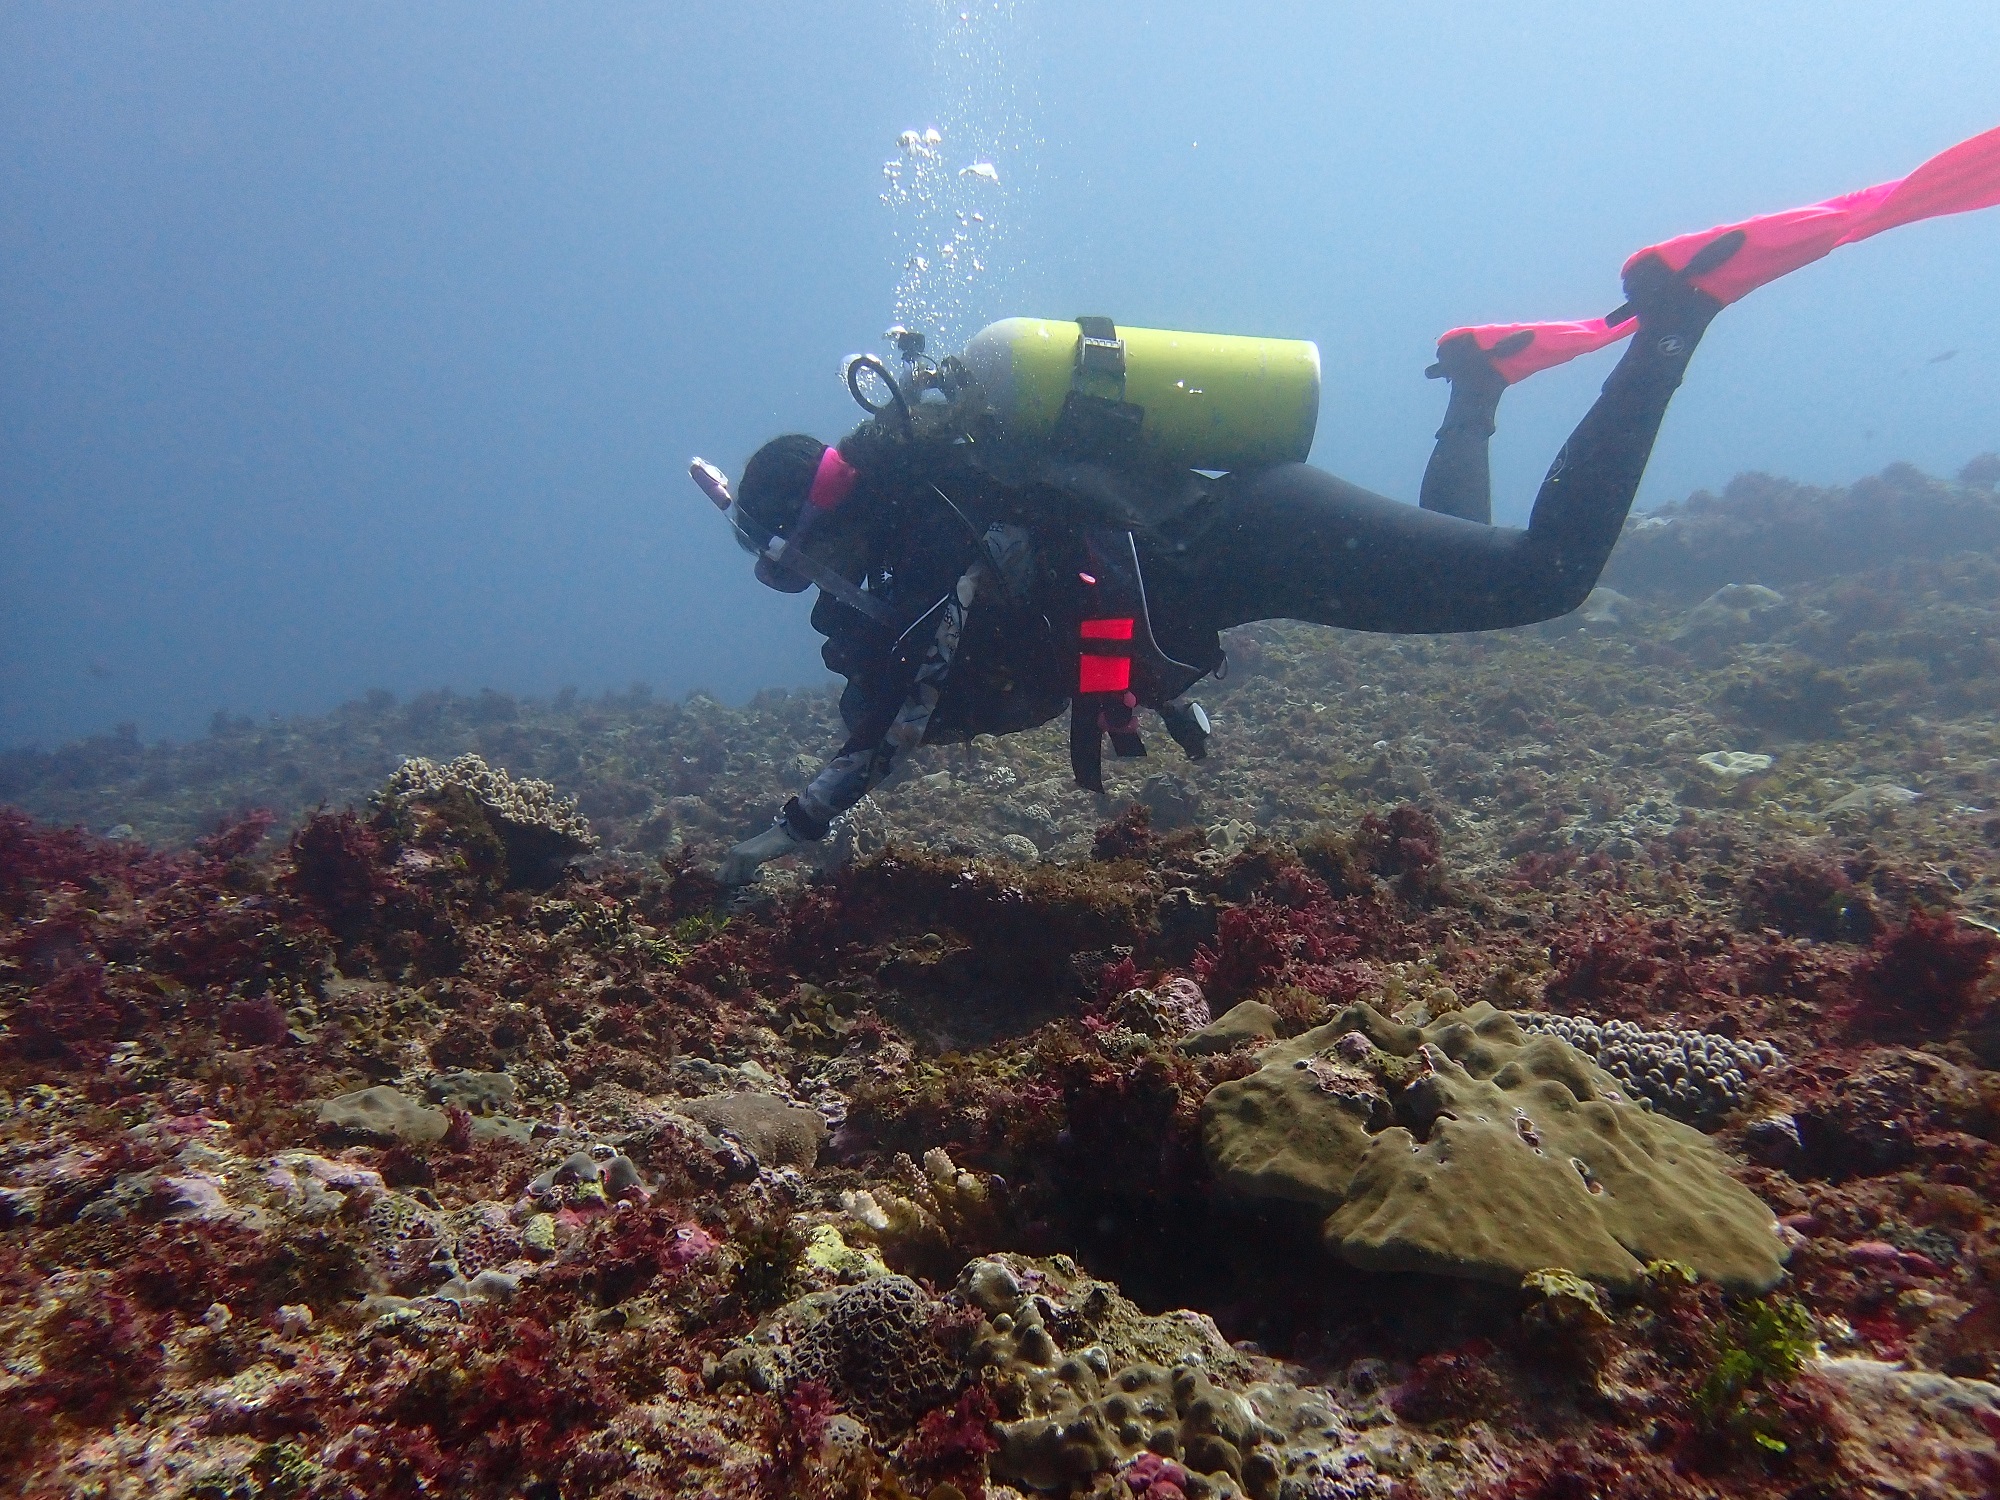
<box><xmin>1078</xmin><ymin>616</ymin><xmax>1134</xmax><ymax>693</ymax></box>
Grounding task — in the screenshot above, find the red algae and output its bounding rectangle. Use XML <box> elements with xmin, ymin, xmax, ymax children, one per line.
<box><xmin>1849</xmin><ymin>908</ymin><xmax>2000</xmax><ymax>1040</ymax></box>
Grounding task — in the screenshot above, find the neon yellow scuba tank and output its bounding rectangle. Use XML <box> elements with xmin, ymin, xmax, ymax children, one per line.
<box><xmin>958</xmin><ymin>316</ymin><xmax>1321</xmax><ymax>471</ymax></box>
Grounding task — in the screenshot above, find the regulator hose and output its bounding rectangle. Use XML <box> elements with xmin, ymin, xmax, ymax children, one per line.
<box><xmin>844</xmin><ymin>353</ymin><xmax>914</xmax><ymax>437</ymax></box>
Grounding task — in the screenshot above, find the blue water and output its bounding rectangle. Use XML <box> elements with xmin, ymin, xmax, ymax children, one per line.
<box><xmin>4</xmin><ymin>0</ymin><xmax>1997</xmax><ymax>748</ymax></box>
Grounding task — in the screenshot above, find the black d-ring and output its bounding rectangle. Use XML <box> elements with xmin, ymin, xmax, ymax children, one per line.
<box><xmin>845</xmin><ymin>353</ymin><xmax>914</xmax><ymax>437</ymax></box>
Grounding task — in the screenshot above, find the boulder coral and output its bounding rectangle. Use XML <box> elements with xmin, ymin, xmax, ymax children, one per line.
<box><xmin>1202</xmin><ymin>1001</ymin><xmax>1787</xmax><ymax>1291</ymax></box>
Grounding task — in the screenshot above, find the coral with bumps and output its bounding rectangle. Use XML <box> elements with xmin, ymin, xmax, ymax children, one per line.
<box><xmin>1512</xmin><ymin>1010</ymin><xmax>1783</xmax><ymax>1125</ymax></box>
<box><xmin>950</xmin><ymin>1253</ymin><xmax>1393</xmax><ymax>1499</ymax></box>
<box><xmin>1202</xmin><ymin>1002</ymin><xmax>1788</xmax><ymax>1290</ymax></box>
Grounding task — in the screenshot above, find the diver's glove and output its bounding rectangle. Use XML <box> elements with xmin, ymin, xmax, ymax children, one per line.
<box><xmin>718</xmin><ymin>818</ymin><xmax>810</xmax><ymax>887</ymax></box>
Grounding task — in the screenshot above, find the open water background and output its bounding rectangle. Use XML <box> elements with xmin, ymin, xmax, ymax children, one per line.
<box><xmin>4</xmin><ymin>1</ymin><xmax>1998</xmax><ymax>749</ymax></box>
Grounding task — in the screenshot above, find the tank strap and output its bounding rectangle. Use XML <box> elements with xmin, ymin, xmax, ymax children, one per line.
<box><xmin>1055</xmin><ymin>315</ymin><xmax>1145</xmax><ymax>460</ymax></box>
<box><xmin>1074</xmin><ymin>316</ymin><xmax>1127</xmax><ymax>395</ymax></box>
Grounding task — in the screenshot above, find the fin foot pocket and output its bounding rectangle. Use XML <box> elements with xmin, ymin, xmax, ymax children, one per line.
<box><xmin>1161</xmin><ymin>699</ymin><xmax>1211</xmax><ymax>761</ymax></box>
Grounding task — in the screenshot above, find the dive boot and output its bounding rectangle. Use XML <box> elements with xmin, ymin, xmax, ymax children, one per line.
<box><xmin>1615</xmin><ymin>231</ymin><xmax>1740</xmax><ymax>356</ymax></box>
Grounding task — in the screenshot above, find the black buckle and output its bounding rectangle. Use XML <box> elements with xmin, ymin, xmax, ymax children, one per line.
<box><xmin>1063</xmin><ymin>316</ymin><xmax>1136</xmax><ymax>455</ymax></box>
<box><xmin>1073</xmin><ymin>315</ymin><xmax>1126</xmax><ymax>390</ymax></box>
<box><xmin>1078</xmin><ymin>335</ymin><xmax>1125</xmax><ymax>380</ymax></box>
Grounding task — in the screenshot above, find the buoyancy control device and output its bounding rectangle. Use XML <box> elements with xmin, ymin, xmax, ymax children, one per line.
<box><xmin>690</xmin><ymin>314</ymin><xmax>1308</xmax><ymax>792</ymax></box>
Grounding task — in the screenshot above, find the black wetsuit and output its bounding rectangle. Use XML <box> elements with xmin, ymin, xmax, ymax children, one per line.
<box><xmin>1144</xmin><ymin>305</ymin><xmax>1690</xmax><ymax>646</ymax></box>
<box><xmin>783</xmin><ymin>293</ymin><xmax>1704</xmax><ymax>839</ymax></box>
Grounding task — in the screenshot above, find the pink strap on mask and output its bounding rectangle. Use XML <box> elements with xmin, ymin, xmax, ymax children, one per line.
<box><xmin>1439</xmin><ymin>122</ymin><xmax>2000</xmax><ymax>385</ymax></box>
<box><xmin>807</xmin><ymin>445</ymin><xmax>860</xmax><ymax>511</ymax></box>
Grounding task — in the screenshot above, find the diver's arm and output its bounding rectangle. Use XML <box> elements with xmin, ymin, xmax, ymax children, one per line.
<box><xmin>784</xmin><ymin>739</ymin><xmax>892</xmax><ymax>838</ymax></box>
<box><xmin>716</xmin><ymin>700</ymin><xmax>899</xmax><ymax>887</ymax></box>
<box><xmin>713</xmin><ymin>743</ymin><xmax>888</xmax><ymax>887</ymax></box>
<box><xmin>719</xmin><ymin>561</ymin><xmax>982</xmax><ymax>887</ymax></box>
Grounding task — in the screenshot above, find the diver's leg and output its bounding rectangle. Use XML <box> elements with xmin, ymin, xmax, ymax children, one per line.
<box><xmin>1171</xmin><ymin>465</ymin><xmax>1534</xmax><ymax>634</ymax></box>
<box><xmin>1512</xmin><ymin>252</ymin><xmax>1721</xmax><ymax>600</ymax></box>
<box><xmin>1417</xmin><ymin>336</ymin><xmax>1508</xmax><ymax>524</ymax></box>
<box><xmin>1169</xmin><ymin>258</ymin><xmax>1721</xmax><ymax>635</ymax></box>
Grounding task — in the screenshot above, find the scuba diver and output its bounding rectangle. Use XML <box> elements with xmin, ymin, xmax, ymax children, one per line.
<box><xmin>695</xmin><ymin>125</ymin><xmax>2000</xmax><ymax>888</ymax></box>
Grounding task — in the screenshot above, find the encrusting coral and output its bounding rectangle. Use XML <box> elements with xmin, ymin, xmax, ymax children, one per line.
<box><xmin>1202</xmin><ymin>1001</ymin><xmax>1789</xmax><ymax>1291</ymax></box>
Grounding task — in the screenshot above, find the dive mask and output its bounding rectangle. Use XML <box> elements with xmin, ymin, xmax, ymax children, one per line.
<box><xmin>687</xmin><ymin>454</ymin><xmax>887</xmax><ymax>615</ymax></box>
<box><xmin>690</xmin><ymin>455</ymin><xmax>796</xmax><ymax>580</ymax></box>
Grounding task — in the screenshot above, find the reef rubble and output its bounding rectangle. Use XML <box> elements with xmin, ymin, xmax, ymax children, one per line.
<box><xmin>5</xmin><ymin>459</ymin><xmax>2000</xmax><ymax>1497</ymax></box>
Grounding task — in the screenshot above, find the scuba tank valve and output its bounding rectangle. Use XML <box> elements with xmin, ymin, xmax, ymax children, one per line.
<box><xmin>842</xmin><ymin>328</ymin><xmax>978</xmax><ymax>433</ymax></box>
<box><xmin>884</xmin><ymin>325</ymin><xmax>927</xmax><ymax>367</ymax></box>
<box><xmin>844</xmin><ymin>352</ymin><xmax>915</xmax><ymax>436</ymax></box>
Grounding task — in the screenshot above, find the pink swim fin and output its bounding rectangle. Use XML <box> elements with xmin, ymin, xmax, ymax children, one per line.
<box><xmin>1430</xmin><ymin>317</ymin><xmax>1634</xmax><ymax>386</ymax></box>
<box><xmin>1437</xmin><ymin>122</ymin><xmax>2000</xmax><ymax>385</ymax></box>
<box><xmin>1633</xmin><ymin>122</ymin><xmax>2000</xmax><ymax>307</ymax></box>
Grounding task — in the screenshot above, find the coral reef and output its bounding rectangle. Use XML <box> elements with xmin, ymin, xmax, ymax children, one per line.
<box><xmin>376</xmin><ymin>752</ymin><xmax>596</xmax><ymax>889</ymax></box>
<box><xmin>5</xmin><ymin>461</ymin><xmax>2000</xmax><ymax>1495</ymax></box>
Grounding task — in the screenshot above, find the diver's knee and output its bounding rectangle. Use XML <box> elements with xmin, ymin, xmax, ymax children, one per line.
<box><xmin>1545</xmin><ymin>579</ymin><xmax>1596</xmax><ymax>620</ymax></box>
<box><xmin>1507</xmin><ymin>571</ymin><xmax>1595</xmax><ymax>627</ymax></box>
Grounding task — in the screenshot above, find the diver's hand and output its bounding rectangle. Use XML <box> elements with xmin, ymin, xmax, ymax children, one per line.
<box><xmin>718</xmin><ymin>820</ymin><xmax>808</xmax><ymax>887</ymax></box>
